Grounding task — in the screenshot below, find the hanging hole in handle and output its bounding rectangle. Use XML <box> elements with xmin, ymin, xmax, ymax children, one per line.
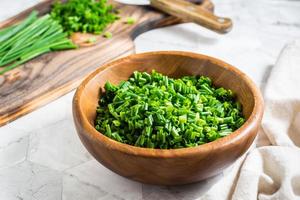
<box><xmin>187</xmin><ymin>0</ymin><xmax>203</xmax><ymax>5</ymax></box>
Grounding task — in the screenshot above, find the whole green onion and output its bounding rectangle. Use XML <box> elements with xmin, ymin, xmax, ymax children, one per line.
<box><xmin>0</xmin><ymin>11</ymin><xmax>76</xmax><ymax>75</ymax></box>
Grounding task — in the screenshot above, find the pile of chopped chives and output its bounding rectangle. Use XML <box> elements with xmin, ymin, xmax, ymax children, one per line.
<box><xmin>95</xmin><ymin>71</ymin><xmax>245</xmax><ymax>149</ymax></box>
<box><xmin>50</xmin><ymin>0</ymin><xmax>119</xmax><ymax>35</ymax></box>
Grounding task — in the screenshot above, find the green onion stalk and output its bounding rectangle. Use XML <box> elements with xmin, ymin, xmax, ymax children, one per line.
<box><xmin>0</xmin><ymin>11</ymin><xmax>77</xmax><ymax>75</ymax></box>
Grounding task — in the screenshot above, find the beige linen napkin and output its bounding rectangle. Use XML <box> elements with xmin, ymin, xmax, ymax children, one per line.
<box><xmin>262</xmin><ymin>40</ymin><xmax>300</xmax><ymax>147</ymax></box>
<box><xmin>200</xmin><ymin>41</ymin><xmax>300</xmax><ymax>200</ymax></box>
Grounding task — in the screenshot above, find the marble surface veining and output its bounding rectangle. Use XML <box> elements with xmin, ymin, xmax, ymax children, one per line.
<box><xmin>1</xmin><ymin>0</ymin><xmax>300</xmax><ymax>199</ymax></box>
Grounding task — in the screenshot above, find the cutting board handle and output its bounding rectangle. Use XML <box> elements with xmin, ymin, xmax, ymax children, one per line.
<box><xmin>150</xmin><ymin>0</ymin><xmax>232</xmax><ymax>33</ymax></box>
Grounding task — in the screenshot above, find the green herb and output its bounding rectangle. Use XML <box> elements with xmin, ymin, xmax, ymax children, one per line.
<box><xmin>95</xmin><ymin>71</ymin><xmax>245</xmax><ymax>149</ymax></box>
<box><xmin>50</xmin><ymin>0</ymin><xmax>119</xmax><ymax>35</ymax></box>
<box><xmin>0</xmin><ymin>11</ymin><xmax>37</xmax><ymax>43</ymax></box>
<box><xmin>0</xmin><ymin>11</ymin><xmax>76</xmax><ymax>75</ymax></box>
<box><xmin>125</xmin><ymin>17</ymin><xmax>136</xmax><ymax>25</ymax></box>
<box><xmin>86</xmin><ymin>37</ymin><xmax>97</xmax><ymax>44</ymax></box>
<box><xmin>103</xmin><ymin>31</ymin><xmax>112</xmax><ymax>39</ymax></box>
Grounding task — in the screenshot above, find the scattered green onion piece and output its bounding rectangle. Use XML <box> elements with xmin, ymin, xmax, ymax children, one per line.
<box><xmin>103</xmin><ymin>31</ymin><xmax>112</xmax><ymax>39</ymax></box>
<box><xmin>125</xmin><ymin>17</ymin><xmax>136</xmax><ymax>25</ymax></box>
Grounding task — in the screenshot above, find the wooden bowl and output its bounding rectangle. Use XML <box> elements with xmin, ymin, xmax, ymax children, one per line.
<box><xmin>73</xmin><ymin>51</ymin><xmax>264</xmax><ymax>185</ymax></box>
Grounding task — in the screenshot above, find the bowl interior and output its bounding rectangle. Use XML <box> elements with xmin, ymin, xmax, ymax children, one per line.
<box><xmin>79</xmin><ymin>52</ymin><xmax>255</xmax><ymax>133</ymax></box>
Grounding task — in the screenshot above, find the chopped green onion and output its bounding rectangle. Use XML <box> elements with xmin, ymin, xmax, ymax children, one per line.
<box><xmin>94</xmin><ymin>71</ymin><xmax>245</xmax><ymax>149</ymax></box>
<box><xmin>125</xmin><ymin>17</ymin><xmax>136</xmax><ymax>25</ymax></box>
<box><xmin>103</xmin><ymin>31</ymin><xmax>112</xmax><ymax>39</ymax></box>
<box><xmin>50</xmin><ymin>0</ymin><xmax>119</xmax><ymax>35</ymax></box>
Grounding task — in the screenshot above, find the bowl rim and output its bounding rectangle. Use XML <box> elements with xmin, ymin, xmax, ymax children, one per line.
<box><xmin>73</xmin><ymin>51</ymin><xmax>264</xmax><ymax>158</ymax></box>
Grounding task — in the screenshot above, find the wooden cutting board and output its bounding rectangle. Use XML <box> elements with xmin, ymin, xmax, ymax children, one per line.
<box><xmin>0</xmin><ymin>0</ymin><xmax>213</xmax><ymax>126</ymax></box>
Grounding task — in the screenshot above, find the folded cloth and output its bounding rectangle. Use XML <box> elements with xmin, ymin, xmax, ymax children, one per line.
<box><xmin>232</xmin><ymin>147</ymin><xmax>300</xmax><ymax>200</ymax></box>
<box><xmin>262</xmin><ymin>40</ymin><xmax>300</xmax><ymax>147</ymax></box>
<box><xmin>199</xmin><ymin>41</ymin><xmax>300</xmax><ymax>200</ymax></box>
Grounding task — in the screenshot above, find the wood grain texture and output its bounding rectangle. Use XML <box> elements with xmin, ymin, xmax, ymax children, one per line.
<box><xmin>73</xmin><ymin>51</ymin><xmax>263</xmax><ymax>185</ymax></box>
<box><xmin>0</xmin><ymin>0</ymin><xmax>213</xmax><ymax>126</ymax></box>
<box><xmin>73</xmin><ymin>51</ymin><xmax>264</xmax><ymax>185</ymax></box>
<box><xmin>151</xmin><ymin>0</ymin><xmax>232</xmax><ymax>33</ymax></box>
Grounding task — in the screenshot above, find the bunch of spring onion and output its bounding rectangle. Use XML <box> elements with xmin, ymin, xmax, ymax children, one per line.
<box><xmin>0</xmin><ymin>11</ymin><xmax>76</xmax><ymax>75</ymax></box>
<box><xmin>95</xmin><ymin>71</ymin><xmax>245</xmax><ymax>149</ymax></box>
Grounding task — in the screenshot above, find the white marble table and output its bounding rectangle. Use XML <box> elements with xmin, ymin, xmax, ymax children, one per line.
<box><xmin>1</xmin><ymin>0</ymin><xmax>300</xmax><ymax>199</ymax></box>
